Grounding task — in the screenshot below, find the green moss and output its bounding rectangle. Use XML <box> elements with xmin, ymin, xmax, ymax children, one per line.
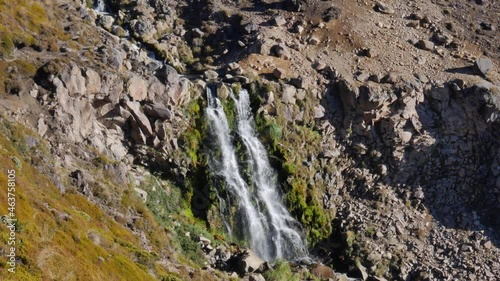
<box><xmin>282</xmin><ymin>161</ymin><xmax>296</xmax><ymax>175</ymax></box>
<box><xmin>365</xmin><ymin>226</ymin><xmax>375</xmax><ymax>238</ymax></box>
<box><xmin>220</xmin><ymin>97</ymin><xmax>236</xmax><ymax>131</ymax></box>
<box><xmin>264</xmin><ymin>260</ymin><xmax>300</xmax><ymax>281</ymax></box>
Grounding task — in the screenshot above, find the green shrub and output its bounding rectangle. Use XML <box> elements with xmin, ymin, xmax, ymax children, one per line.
<box><xmin>264</xmin><ymin>260</ymin><xmax>300</xmax><ymax>281</ymax></box>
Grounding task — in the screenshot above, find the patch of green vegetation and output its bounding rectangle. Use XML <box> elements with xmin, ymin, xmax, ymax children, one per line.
<box><xmin>183</xmin><ymin>128</ymin><xmax>202</xmax><ymax>165</ymax></box>
<box><xmin>220</xmin><ymin>97</ymin><xmax>236</xmax><ymax>131</ymax></box>
<box><xmin>0</xmin><ymin>118</ymin><xmax>158</xmax><ymax>280</ymax></box>
<box><xmin>264</xmin><ymin>260</ymin><xmax>300</xmax><ymax>281</ymax></box>
<box><xmin>365</xmin><ymin>226</ymin><xmax>375</xmax><ymax>238</ymax></box>
<box><xmin>0</xmin><ymin>0</ymin><xmax>70</xmax><ymax>57</ymax></box>
<box><xmin>141</xmin><ymin>174</ymin><xmax>216</xmax><ymax>267</ymax></box>
<box><xmin>0</xmin><ymin>32</ymin><xmax>14</xmax><ymax>55</ymax></box>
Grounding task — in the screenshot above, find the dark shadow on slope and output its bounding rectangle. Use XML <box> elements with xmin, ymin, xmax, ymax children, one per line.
<box><xmin>445</xmin><ymin>66</ymin><xmax>476</xmax><ymax>75</ymax></box>
<box><xmin>317</xmin><ymin>79</ymin><xmax>500</xmax><ymax>277</ymax></box>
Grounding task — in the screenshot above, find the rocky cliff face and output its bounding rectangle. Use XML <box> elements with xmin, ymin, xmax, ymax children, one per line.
<box><xmin>0</xmin><ymin>0</ymin><xmax>499</xmax><ymax>280</ymax></box>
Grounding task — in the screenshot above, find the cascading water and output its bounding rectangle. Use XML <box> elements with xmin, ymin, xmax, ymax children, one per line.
<box><xmin>94</xmin><ymin>0</ymin><xmax>107</xmax><ymax>13</ymax></box>
<box><xmin>205</xmin><ymin>87</ymin><xmax>308</xmax><ymax>261</ymax></box>
<box><xmin>233</xmin><ymin>90</ymin><xmax>308</xmax><ymax>260</ymax></box>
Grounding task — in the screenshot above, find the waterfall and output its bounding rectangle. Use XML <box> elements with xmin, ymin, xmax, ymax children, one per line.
<box><xmin>94</xmin><ymin>0</ymin><xmax>106</xmax><ymax>13</ymax></box>
<box><xmin>205</xmin><ymin>87</ymin><xmax>308</xmax><ymax>261</ymax></box>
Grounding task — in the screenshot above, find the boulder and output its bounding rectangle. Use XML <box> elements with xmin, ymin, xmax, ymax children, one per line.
<box><xmin>158</xmin><ymin>65</ymin><xmax>179</xmax><ymax>85</ymax></box>
<box><xmin>309</xmin><ymin>36</ymin><xmax>321</xmax><ymax>45</ymax></box>
<box><xmin>282</xmin><ymin>85</ymin><xmax>297</xmax><ymax>105</ymax></box>
<box><xmin>243</xmin><ymin>22</ymin><xmax>259</xmax><ymax>34</ymax></box>
<box><xmin>127</xmin><ymin>75</ymin><xmax>148</xmax><ymax>101</ymax></box>
<box><xmin>270</xmin><ymin>44</ymin><xmax>289</xmax><ymax>59</ymax></box>
<box><xmin>474</xmin><ymin>58</ymin><xmax>493</xmax><ymax>76</ymax></box>
<box><xmin>204</xmin><ymin>70</ymin><xmax>219</xmax><ymax>80</ymax></box>
<box><xmin>131</xmin><ymin>19</ymin><xmax>157</xmax><ymax>41</ymax></box>
<box><xmin>147</xmin><ymin>77</ymin><xmax>167</xmax><ymax>101</ymax></box>
<box><xmin>217</xmin><ymin>83</ymin><xmax>231</xmax><ymax>100</ymax></box>
<box><xmin>124</xmin><ymin>101</ymin><xmax>154</xmax><ymax>136</ymax></box>
<box><xmin>60</xmin><ymin>63</ymin><xmax>86</xmax><ymax>96</ymax></box>
<box><xmin>336</xmin><ymin>78</ymin><xmax>359</xmax><ymax>111</ymax></box>
<box><xmin>273</xmin><ymin>68</ymin><xmax>286</xmax><ymax>79</ymax></box>
<box><xmin>314</xmin><ymin>105</ymin><xmax>326</xmax><ymax>119</ymax></box>
<box><xmin>358</xmin><ymin>84</ymin><xmax>390</xmax><ymax>111</ymax></box>
<box><xmin>290</xmin><ymin>76</ymin><xmax>311</xmax><ymax>89</ymax></box>
<box><xmin>83</xmin><ymin>68</ymin><xmax>102</xmax><ymax>95</ymax></box>
<box><xmin>249</xmin><ymin>274</ymin><xmax>265</xmax><ymax>281</ymax></box>
<box><xmin>237</xmin><ymin>250</ymin><xmax>265</xmax><ymax>274</ymax></box>
<box><xmin>108</xmin><ymin>48</ymin><xmax>124</xmax><ymax>70</ymax></box>
<box><xmin>134</xmin><ymin>187</ymin><xmax>147</xmax><ymax>202</ymax></box>
<box><xmin>112</xmin><ymin>26</ymin><xmax>128</xmax><ymax>37</ymax></box>
<box><xmin>310</xmin><ymin>264</ymin><xmax>335</xmax><ymax>279</ymax></box>
<box><xmin>271</xmin><ymin>15</ymin><xmax>286</xmax><ymax>27</ymax></box>
<box><xmin>143</xmin><ymin>103</ymin><xmax>172</xmax><ymax>121</ymax></box>
<box><xmin>375</xmin><ymin>2</ymin><xmax>395</xmax><ymax>14</ymax></box>
<box><xmin>99</xmin><ymin>72</ymin><xmax>124</xmax><ymax>103</ymax></box>
<box><xmin>416</xmin><ymin>40</ymin><xmax>434</xmax><ymax>51</ymax></box>
<box><xmin>98</xmin><ymin>15</ymin><xmax>114</xmax><ymax>31</ymax></box>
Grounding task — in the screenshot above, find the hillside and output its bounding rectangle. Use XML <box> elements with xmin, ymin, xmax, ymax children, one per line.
<box><xmin>0</xmin><ymin>0</ymin><xmax>499</xmax><ymax>280</ymax></box>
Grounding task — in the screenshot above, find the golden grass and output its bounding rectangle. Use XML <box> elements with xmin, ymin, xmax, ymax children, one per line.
<box><xmin>0</xmin><ymin>120</ymin><xmax>156</xmax><ymax>280</ymax></box>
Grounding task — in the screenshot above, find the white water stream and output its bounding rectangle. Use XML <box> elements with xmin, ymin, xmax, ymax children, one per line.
<box><xmin>206</xmin><ymin>88</ymin><xmax>308</xmax><ymax>261</ymax></box>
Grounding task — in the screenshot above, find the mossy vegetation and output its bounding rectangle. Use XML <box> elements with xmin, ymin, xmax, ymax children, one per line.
<box><xmin>0</xmin><ymin>117</ymin><xmax>223</xmax><ymax>280</ymax></box>
<box><xmin>264</xmin><ymin>260</ymin><xmax>300</xmax><ymax>281</ymax></box>
<box><xmin>141</xmin><ymin>175</ymin><xmax>216</xmax><ymax>267</ymax></box>
<box><xmin>0</xmin><ymin>118</ymin><xmax>156</xmax><ymax>280</ymax></box>
<box><xmin>0</xmin><ymin>0</ymin><xmax>69</xmax><ymax>57</ymax></box>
